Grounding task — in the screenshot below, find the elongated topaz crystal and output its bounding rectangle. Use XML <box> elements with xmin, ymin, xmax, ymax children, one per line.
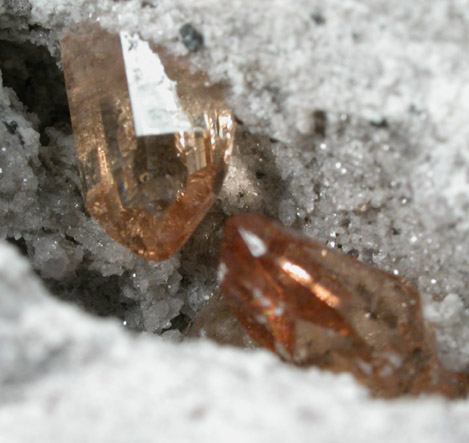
<box><xmin>61</xmin><ymin>25</ymin><xmax>235</xmax><ymax>260</ymax></box>
<box><xmin>220</xmin><ymin>214</ymin><xmax>469</xmax><ymax>398</ymax></box>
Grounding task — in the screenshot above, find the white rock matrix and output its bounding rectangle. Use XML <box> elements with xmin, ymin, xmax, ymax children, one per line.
<box><xmin>1</xmin><ymin>1</ymin><xmax>469</xmax><ymax>441</ymax></box>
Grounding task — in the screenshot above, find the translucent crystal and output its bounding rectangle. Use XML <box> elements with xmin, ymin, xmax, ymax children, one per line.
<box><xmin>220</xmin><ymin>214</ymin><xmax>469</xmax><ymax>398</ymax></box>
<box><xmin>61</xmin><ymin>24</ymin><xmax>235</xmax><ymax>261</ymax></box>
<box><xmin>185</xmin><ymin>293</ymin><xmax>257</xmax><ymax>349</ymax></box>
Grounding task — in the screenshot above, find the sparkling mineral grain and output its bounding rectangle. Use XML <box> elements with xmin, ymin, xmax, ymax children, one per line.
<box><xmin>220</xmin><ymin>214</ymin><xmax>469</xmax><ymax>398</ymax></box>
<box><xmin>61</xmin><ymin>24</ymin><xmax>235</xmax><ymax>261</ymax></box>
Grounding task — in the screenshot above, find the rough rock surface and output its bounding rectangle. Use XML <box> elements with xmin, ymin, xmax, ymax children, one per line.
<box><xmin>1</xmin><ymin>0</ymin><xmax>469</xmax><ymax>440</ymax></box>
<box><xmin>2</xmin><ymin>241</ymin><xmax>469</xmax><ymax>443</ymax></box>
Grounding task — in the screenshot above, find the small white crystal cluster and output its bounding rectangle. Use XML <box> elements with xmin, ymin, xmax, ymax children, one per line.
<box><xmin>1</xmin><ymin>0</ymin><xmax>469</xmax><ymax>439</ymax></box>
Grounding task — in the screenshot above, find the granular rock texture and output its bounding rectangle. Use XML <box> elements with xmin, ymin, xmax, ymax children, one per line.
<box><xmin>1</xmin><ymin>0</ymin><xmax>469</xmax><ymax>440</ymax></box>
<box><xmin>2</xmin><ymin>241</ymin><xmax>469</xmax><ymax>443</ymax></box>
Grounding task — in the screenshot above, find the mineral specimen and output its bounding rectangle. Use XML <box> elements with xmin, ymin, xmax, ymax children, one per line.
<box><xmin>185</xmin><ymin>293</ymin><xmax>257</xmax><ymax>349</ymax></box>
<box><xmin>220</xmin><ymin>214</ymin><xmax>469</xmax><ymax>398</ymax></box>
<box><xmin>61</xmin><ymin>24</ymin><xmax>235</xmax><ymax>261</ymax></box>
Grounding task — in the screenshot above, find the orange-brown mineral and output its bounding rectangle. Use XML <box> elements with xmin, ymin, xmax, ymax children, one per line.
<box><xmin>220</xmin><ymin>214</ymin><xmax>469</xmax><ymax>398</ymax></box>
<box><xmin>61</xmin><ymin>24</ymin><xmax>235</xmax><ymax>261</ymax></box>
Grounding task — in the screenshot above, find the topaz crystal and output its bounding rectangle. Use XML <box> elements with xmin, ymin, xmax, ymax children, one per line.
<box><xmin>220</xmin><ymin>214</ymin><xmax>469</xmax><ymax>397</ymax></box>
<box><xmin>61</xmin><ymin>25</ymin><xmax>235</xmax><ymax>260</ymax></box>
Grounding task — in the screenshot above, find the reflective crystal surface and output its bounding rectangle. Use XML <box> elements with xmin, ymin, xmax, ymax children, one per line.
<box><xmin>220</xmin><ymin>214</ymin><xmax>469</xmax><ymax>397</ymax></box>
<box><xmin>61</xmin><ymin>24</ymin><xmax>235</xmax><ymax>261</ymax></box>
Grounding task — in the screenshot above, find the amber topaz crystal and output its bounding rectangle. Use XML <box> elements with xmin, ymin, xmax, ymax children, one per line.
<box><xmin>61</xmin><ymin>25</ymin><xmax>235</xmax><ymax>261</ymax></box>
<box><xmin>220</xmin><ymin>214</ymin><xmax>469</xmax><ymax>398</ymax></box>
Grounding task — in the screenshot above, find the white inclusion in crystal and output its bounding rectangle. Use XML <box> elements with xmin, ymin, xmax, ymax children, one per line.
<box><xmin>253</xmin><ymin>288</ymin><xmax>271</xmax><ymax>307</ymax></box>
<box><xmin>274</xmin><ymin>304</ymin><xmax>285</xmax><ymax>316</ymax></box>
<box><xmin>239</xmin><ymin>228</ymin><xmax>267</xmax><ymax>257</ymax></box>
<box><xmin>357</xmin><ymin>359</ymin><xmax>373</xmax><ymax>376</ymax></box>
<box><xmin>217</xmin><ymin>262</ymin><xmax>227</xmax><ymax>282</ymax></box>
<box><xmin>378</xmin><ymin>365</ymin><xmax>393</xmax><ymax>378</ymax></box>
<box><xmin>120</xmin><ymin>31</ymin><xmax>192</xmax><ymax>137</ymax></box>
<box><xmin>253</xmin><ymin>288</ymin><xmax>263</xmax><ymax>300</ymax></box>
<box><xmin>383</xmin><ymin>352</ymin><xmax>403</xmax><ymax>368</ymax></box>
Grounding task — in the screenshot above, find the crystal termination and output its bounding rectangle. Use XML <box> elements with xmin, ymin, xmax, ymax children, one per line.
<box><xmin>61</xmin><ymin>25</ymin><xmax>235</xmax><ymax>261</ymax></box>
<box><xmin>220</xmin><ymin>214</ymin><xmax>469</xmax><ymax>398</ymax></box>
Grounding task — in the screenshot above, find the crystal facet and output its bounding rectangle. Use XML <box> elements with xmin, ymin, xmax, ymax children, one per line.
<box><xmin>61</xmin><ymin>25</ymin><xmax>235</xmax><ymax>260</ymax></box>
<box><xmin>220</xmin><ymin>214</ymin><xmax>469</xmax><ymax>397</ymax></box>
<box><xmin>185</xmin><ymin>293</ymin><xmax>257</xmax><ymax>349</ymax></box>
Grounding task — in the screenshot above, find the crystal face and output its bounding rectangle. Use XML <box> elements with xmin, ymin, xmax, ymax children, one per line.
<box><xmin>61</xmin><ymin>25</ymin><xmax>235</xmax><ymax>261</ymax></box>
<box><xmin>220</xmin><ymin>214</ymin><xmax>469</xmax><ymax>398</ymax></box>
